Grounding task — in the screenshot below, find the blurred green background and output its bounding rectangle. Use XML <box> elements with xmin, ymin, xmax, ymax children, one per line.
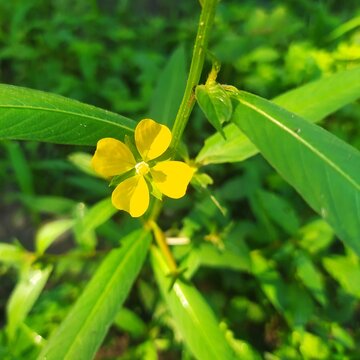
<box><xmin>1</xmin><ymin>0</ymin><xmax>360</xmax><ymax>359</ymax></box>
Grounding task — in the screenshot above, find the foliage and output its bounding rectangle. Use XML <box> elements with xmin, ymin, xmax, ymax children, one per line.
<box><xmin>0</xmin><ymin>1</ymin><xmax>360</xmax><ymax>359</ymax></box>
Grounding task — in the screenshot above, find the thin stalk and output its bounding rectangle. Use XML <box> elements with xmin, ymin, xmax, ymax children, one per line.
<box><xmin>170</xmin><ymin>0</ymin><xmax>217</xmax><ymax>152</ymax></box>
<box><xmin>148</xmin><ymin>221</ymin><xmax>178</xmax><ymax>273</ymax></box>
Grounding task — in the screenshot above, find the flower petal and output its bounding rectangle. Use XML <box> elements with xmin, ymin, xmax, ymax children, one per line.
<box><xmin>92</xmin><ymin>138</ymin><xmax>136</xmax><ymax>178</ymax></box>
<box><xmin>151</xmin><ymin>161</ymin><xmax>194</xmax><ymax>199</ymax></box>
<box><xmin>135</xmin><ymin>119</ymin><xmax>172</xmax><ymax>161</ymax></box>
<box><xmin>111</xmin><ymin>175</ymin><xmax>149</xmax><ymax>217</ymax></box>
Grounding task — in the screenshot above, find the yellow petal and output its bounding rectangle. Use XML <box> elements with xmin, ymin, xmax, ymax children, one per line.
<box><xmin>92</xmin><ymin>138</ymin><xmax>136</xmax><ymax>178</ymax></box>
<box><xmin>135</xmin><ymin>118</ymin><xmax>172</xmax><ymax>161</ymax></box>
<box><xmin>151</xmin><ymin>161</ymin><xmax>194</xmax><ymax>199</ymax></box>
<box><xmin>111</xmin><ymin>175</ymin><xmax>149</xmax><ymax>217</ymax></box>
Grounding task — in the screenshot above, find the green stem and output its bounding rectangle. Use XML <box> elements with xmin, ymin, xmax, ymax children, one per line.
<box><xmin>148</xmin><ymin>221</ymin><xmax>178</xmax><ymax>273</ymax></box>
<box><xmin>170</xmin><ymin>0</ymin><xmax>217</xmax><ymax>152</ymax></box>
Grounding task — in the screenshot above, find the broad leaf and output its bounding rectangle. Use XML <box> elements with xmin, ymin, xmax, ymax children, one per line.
<box><xmin>233</xmin><ymin>91</ymin><xmax>360</xmax><ymax>254</ymax></box>
<box><xmin>148</xmin><ymin>46</ymin><xmax>186</xmax><ymax>127</ymax></box>
<box><xmin>151</xmin><ymin>246</ymin><xmax>236</xmax><ymax>360</ymax></box>
<box><xmin>197</xmin><ymin>67</ymin><xmax>360</xmax><ymax>164</ymax></box>
<box><xmin>39</xmin><ymin>229</ymin><xmax>151</xmax><ymax>360</ymax></box>
<box><xmin>0</xmin><ymin>84</ymin><xmax>135</xmax><ymax>145</ymax></box>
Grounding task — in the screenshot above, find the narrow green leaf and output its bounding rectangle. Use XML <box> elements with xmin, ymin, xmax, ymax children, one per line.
<box><xmin>4</xmin><ymin>141</ymin><xmax>34</xmax><ymax>196</ymax></box>
<box><xmin>20</xmin><ymin>195</ymin><xmax>77</xmax><ymax>215</ymax></box>
<box><xmin>6</xmin><ymin>265</ymin><xmax>52</xmax><ymax>340</ymax></box>
<box><xmin>39</xmin><ymin>229</ymin><xmax>151</xmax><ymax>360</ymax></box>
<box><xmin>327</xmin><ymin>16</ymin><xmax>360</xmax><ymax>41</ymax></box>
<box><xmin>0</xmin><ymin>84</ymin><xmax>135</xmax><ymax>145</ymax></box>
<box><xmin>73</xmin><ymin>199</ymin><xmax>117</xmax><ymax>251</ymax></box>
<box><xmin>295</xmin><ymin>252</ymin><xmax>327</xmax><ymax>306</ymax></box>
<box><xmin>197</xmin><ymin>67</ymin><xmax>360</xmax><ymax>164</ymax></box>
<box><xmin>0</xmin><ymin>243</ymin><xmax>29</xmax><ymax>266</ymax></box>
<box><xmin>68</xmin><ymin>152</ymin><xmax>97</xmax><ymax>176</ymax></box>
<box><xmin>149</xmin><ymin>46</ymin><xmax>187</xmax><ymax>127</ymax></box>
<box><xmin>35</xmin><ymin>219</ymin><xmax>74</xmax><ymax>255</ymax></box>
<box><xmin>233</xmin><ymin>91</ymin><xmax>360</xmax><ymax>254</ymax></box>
<box><xmin>256</xmin><ymin>189</ymin><xmax>300</xmax><ymax>236</ymax></box>
<box><xmin>151</xmin><ymin>246</ymin><xmax>236</xmax><ymax>360</ymax></box>
<box><xmin>274</xmin><ymin>66</ymin><xmax>360</xmax><ymax>122</ymax></box>
<box><xmin>182</xmin><ymin>243</ymin><xmax>251</xmax><ymax>279</ymax></box>
<box><xmin>80</xmin><ymin>198</ymin><xmax>117</xmax><ymax>232</ymax></box>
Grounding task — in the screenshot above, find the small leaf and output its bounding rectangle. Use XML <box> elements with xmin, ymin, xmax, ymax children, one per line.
<box><xmin>68</xmin><ymin>152</ymin><xmax>97</xmax><ymax>176</ymax></box>
<box><xmin>39</xmin><ymin>229</ymin><xmax>151</xmax><ymax>360</ymax></box>
<box><xmin>295</xmin><ymin>252</ymin><xmax>327</xmax><ymax>306</ymax></box>
<box><xmin>196</xmin><ymin>83</ymin><xmax>232</xmax><ymax>136</ymax></box>
<box><xmin>35</xmin><ymin>219</ymin><xmax>74</xmax><ymax>255</ymax></box>
<box><xmin>113</xmin><ymin>308</ymin><xmax>147</xmax><ymax>339</ymax></box>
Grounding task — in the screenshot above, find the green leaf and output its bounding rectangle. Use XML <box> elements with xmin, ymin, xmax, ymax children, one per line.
<box><xmin>76</xmin><ymin>198</ymin><xmax>117</xmax><ymax>234</ymax></box>
<box><xmin>182</xmin><ymin>243</ymin><xmax>251</xmax><ymax>279</ymax></box>
<box><xmin>6</xmin><ymin>265</ymin><xmax>52</xmax><ymax>340</ymax></box>
<box><xmin>148</xmin><ymin>46</ymin><xmax>187</xmax><ymax>127</ymax></box>
<box><xmin>251</xmin><ymin>252</ymin><xmax>314</xmax><ymax>327</ymax></box>
<box><xmin>327</xmin><ymin>16</ymin><xmax>360</xmax><ymax>41</ymax></box>
<box><xmin>0</xmin><ymin>84</ymin><xmax>135</xmax><ymax>145</ymax></box>
<box><xmin>20</xmin><ymin>195</ymin><xmax>77</xmax><ymax>215</ymax></box>
<box><xmin>298</xmin><ymin>219</ymin><xmax>334</xmax><ymax>254</ymax></box>
<box><xmin>196</xmin><ymin>123</ymin><xmax>257</xmax><ymax>165</ymax></box>
<box><xmin>195</xmin><ymin>83</ymin><xmax>232</xmax><ymax>135</ymax></box>
<box><xmin>35</xmin><ymin>219</ymin><xmax>74</xmax><ymax>255</ymax></box>
<box><xmin>68</xmin><ymin>152</ymin><xmax>97</xmax><ymax>176</ymax></box>
<box><xmin>322</xmin><ymin>255</ymin><xmax>360</xmax><ymax>298</ymax></box>
<box><xmin>295</xmin><ymin>252</ymin><xmax>327</xmax><ymax>306</ymax></box>
<box><xmin>151</xmin><ymin>246</ymin><xmax>236</xmax><ymax>360</ymax></box>
<box><xmin>233</xmin><ymin>91</ymin><xmax>360</xmax><ymax>254</ymax></box>
<box><xmin>113</xmin><ymin>308</ymin><xmax>147</xmax><ymax>339</ymax></box>
<box><xmin>197</xmin><ymin>67</ymin><xmax>360</xmax><ymax>164</ymax></box>
<box><xmin>256</xmin><ymin>189</ymin><xmax>300</xmax><ymax>236</ymax></box>
<box><xmin>0</xmin><ymin>243</ymin><xmax>29</xmax><ymax>266</ymax></box>
<box><xmin>293</xmin><ymin>331</ymin><xmax>330</xmax><ymax>360</ymax></box>
<box><xmin>4</xmin><ymin>141</ymin><xmax>34</xmax><ymax>196</ymax></box>
<box><xmin>39</xmin><ymin>229</ymin><xmax>151</xmax><ymax>360</ymax></box>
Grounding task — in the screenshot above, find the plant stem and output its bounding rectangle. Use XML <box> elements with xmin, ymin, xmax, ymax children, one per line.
<box><xmin>148</xmin><ymin>221</ymin><xmax>178</xmax><ymax>273</ymax></box>
<box><xmin>170</xmin><ymin>0</ymin><xmax>217</xmax><ymax>152</ymax></box>
<box><xmin>146</xmin><ymin>1</ymin><xmax>217</xmax><ymax>267</ymax></box>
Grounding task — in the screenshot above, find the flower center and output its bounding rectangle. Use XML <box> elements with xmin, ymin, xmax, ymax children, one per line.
<box><xmin>135</xmin><ymin>161</ymin><xmax>150</xmax><ymax>176</ymax></box>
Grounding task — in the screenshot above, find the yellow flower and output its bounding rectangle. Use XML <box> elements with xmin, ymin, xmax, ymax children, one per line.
<box><xmin>91</xmin><ymin>119</ymin><xmax>194</xmax><ymax>217</ymax></box>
